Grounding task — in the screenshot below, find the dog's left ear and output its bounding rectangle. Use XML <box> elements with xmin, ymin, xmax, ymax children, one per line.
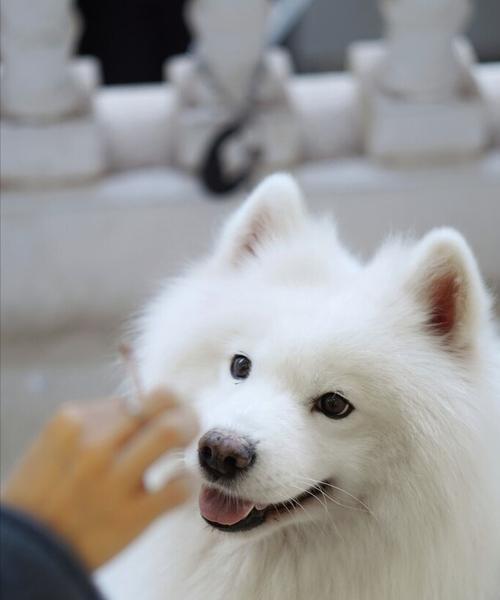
<box><xmin>405</xmin><ymin>228</ymin><xmax>489</xmax><ymax>351</ymax></box>
<box><xmin>214</xmin><ymin>173</ymin><xmax>307</xmax><ymax>267</ymax></box>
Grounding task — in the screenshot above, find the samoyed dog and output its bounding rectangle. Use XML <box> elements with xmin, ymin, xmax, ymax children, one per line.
<box><xmin>101</xmin><ymin>174</ymin><xmax>500</xmax><ymax>600</ymax></box>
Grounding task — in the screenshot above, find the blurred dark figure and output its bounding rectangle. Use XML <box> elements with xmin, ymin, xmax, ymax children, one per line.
<box><xmin>77</xmin><ymin>0</ymin><xmax>191</xmax><ymax>85</ymax></box>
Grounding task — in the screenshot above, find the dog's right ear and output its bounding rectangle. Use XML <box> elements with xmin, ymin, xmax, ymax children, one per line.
<box><xmin>404</xmin><ymin>228</ymin><xmax>490</xmax><ymax>352</ymax></box>
<box><xmin>214</xmin><ymin>173</ymin><xmax>307</xmax><ymax>268</ymax></box>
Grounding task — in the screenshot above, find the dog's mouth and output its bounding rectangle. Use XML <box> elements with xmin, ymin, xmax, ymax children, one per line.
<box><xmin>199</xmin><ymin>481</ymin><xmax>332</xmax><ymax>533</ymax></box>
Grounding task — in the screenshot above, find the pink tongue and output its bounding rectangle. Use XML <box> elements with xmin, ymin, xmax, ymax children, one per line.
<box><xmin>199</xmin><ymin>486</ymin><xmax>255</xmax><ymax>526</ymax></box>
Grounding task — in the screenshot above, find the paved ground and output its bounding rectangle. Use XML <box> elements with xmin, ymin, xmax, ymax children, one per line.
<box><xmin>0</xmin><ymin>326</ymin><xmax>122</xmax><ymax>476</ymax></box>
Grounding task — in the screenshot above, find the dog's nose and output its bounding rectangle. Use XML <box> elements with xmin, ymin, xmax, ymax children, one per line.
<box><xmin>198</xmin><ymin>429</ymin><xmax>256</xmax><ymax>480</ymax></box>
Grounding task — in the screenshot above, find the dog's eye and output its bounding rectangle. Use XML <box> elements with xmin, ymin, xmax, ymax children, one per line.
<box><xmin>314</xmin><ymin>392</ymin><xmax>354</xmax><ymax>420</ymax></box>
<box><xmin>230</xmin><ymin>354</ymin><xmax>252</xmax><ymax>380</ymax></box>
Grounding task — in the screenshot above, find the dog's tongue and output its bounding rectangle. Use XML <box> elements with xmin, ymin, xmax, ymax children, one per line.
<box><xmin>199</xmin><ymin>486</ymin><xmax>254</xmax><ymax>526</ymax></box>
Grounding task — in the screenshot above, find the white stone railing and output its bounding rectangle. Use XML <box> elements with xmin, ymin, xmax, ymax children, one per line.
<box><xmin>1</xmin><ymin>0</ymin><xmax>499</xmax><ymax>337</ymax></box>
<box><xmin>0</xmin><ymin>0</ymin><xmax>105</xmax><ymax>185</ymax></box>
<box><xmin>0</xmin><ymin>0</ymin><xmax>495</xmax><ymax>186</ymax></box>
<box><xmin>350</xmin><ymin>0</ymin><xmax>488</xmax><ymax>163</ymax></box>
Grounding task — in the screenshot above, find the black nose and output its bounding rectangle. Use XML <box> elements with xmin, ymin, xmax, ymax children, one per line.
<box><xmin>198</xmin><ymin>429</ymin><xmax>256</xmax><ymax>480</ymax></box>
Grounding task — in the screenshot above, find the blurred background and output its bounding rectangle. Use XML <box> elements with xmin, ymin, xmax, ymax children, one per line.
<box><xmin>75</xmin><ymin>0</ymin><xmax>500</xmax><ymax>84</ymax></box>
<box><xmin>1</xmin><ymin>0</ymin><xmax>499</xmax><ymax>476</ymax></box>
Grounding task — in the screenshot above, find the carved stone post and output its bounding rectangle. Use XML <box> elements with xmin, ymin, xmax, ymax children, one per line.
<box><xmin>0</xmin><ymin>0</ymin><xmax>105</xmax><ymax>187</ymax></box>
<box><xmin>167</xmin><ymin>0</ymin><xmax>301</xmax><ymax>194</ymax></box>
<box><xmin>349</xmin><ymin>0</ymin><xmax>488</xmax><ymax>164</ymax></box>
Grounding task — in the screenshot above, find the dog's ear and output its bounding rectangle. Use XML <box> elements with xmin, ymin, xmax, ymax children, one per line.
<box><xmin>214</xmin><ymin>173</ymin><xmax>306</xmax><ymax>267</ymax></box>
<box><xmin>405</xmin><ymin>228</ymin><xmax>489</xmax><ymax>351</ymax></box>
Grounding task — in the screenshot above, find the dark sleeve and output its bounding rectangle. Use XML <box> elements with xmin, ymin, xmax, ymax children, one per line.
<box><xmin>0</xmin><ymin>506</ymin><xmax>105</xmax><ymax>600</ymax></box>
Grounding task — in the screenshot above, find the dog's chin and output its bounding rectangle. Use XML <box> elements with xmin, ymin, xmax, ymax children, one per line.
<box><xmin>199</xmin><ymin>480</ymin><xmax>333</xmax><ymax>534</ymax></box>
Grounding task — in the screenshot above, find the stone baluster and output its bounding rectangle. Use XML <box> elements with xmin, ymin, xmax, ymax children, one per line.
<box><xmin>349</xmin><ymin>0</ymin><xmax>488</xmax><ymax>164</ymax></box>
<box><xmin>166</xmin><ymin>0</ymin><xmax>301</xmax><ymax>194</ymax></box>
<box><xmin>0</xmin><ymin>0</ymin><xmax>105</xmax><ymax>187</ymax></box>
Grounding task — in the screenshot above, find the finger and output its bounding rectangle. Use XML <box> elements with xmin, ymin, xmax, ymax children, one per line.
<box><xmin>71</xmin><ymin>388</ymin><xmax>181</xmax><ymax>450</ymax></box>
<box><xmin>135</xmin><ymin>474</ymin><xmax>195</xmax><ymax>521</ymax></box>
<box><xmin>103</xmin><ymin>388</ymin><xmax>181</xmax><ymax>450</ymax></box>
<box><xmin>42</xmin><ymin>402</ymin><xmax>85</xmax><ymax>442</ymax></box>
<box><xmin>59</xmin><ymin>397</ymin><xmax>129</xmax><ymax>444</ymax></box>
<box><xmin>132</xmin><ymin>387</ymin><xmax>181</xmax><ymax>420</ymax></box>
<box><xmin>26</xmin><ymin>405</ymin><xmax>82</xmax><ymax>471</ymax></box>
<box><xmin>113</xmin><ymin>406</ymin><xmax>198</xmax><ymax>485</ymax></box>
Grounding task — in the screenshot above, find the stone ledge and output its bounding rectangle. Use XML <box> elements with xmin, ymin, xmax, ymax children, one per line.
<box><xmin>0</xmin><ymin>59</ymin><xmax>105</xmax><ymax>186</ymax></box>
<box><xmin>1</xmin><ymin>154</ymin><xmax>499</xmax><ymax>338</ymax></box>
<box><xmin>350</xmin><ymin>40</ymin><xmax>489</xmax><ymax>163</ymax></box>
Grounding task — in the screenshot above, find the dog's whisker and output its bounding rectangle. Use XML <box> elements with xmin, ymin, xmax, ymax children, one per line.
<box><xmin>315</xmin><ymin>488</ymin><xmax>366</xmax><ymax>515</ymax></box>
<box><xmin>291</xmin><ymin>477</ymin><xmax>376</xmax><ymax>532</ymax></box>
<box><xmin>319</xmin><ymin>481</ymin><xmax>374</xmax><ymax>516</ymax></box>
<box><xmin>317</xmin><ymin>488</ymin><xmax>346</xmax><ymax>544</ymax></box>
<box><xmin>296</xmin><ymin>476</ymin><xmax>375</xmax><ymax>518</ymax></box>
<box><xmin>274</xmin><ymin>482</ymin><xmax>315</xmax><ymax>522</ymax></box>
<box><xmin>286</xmin><ymin>480</ymin><xmax>345</xmax><ymax>542</ymax></box>
<box><xmin>284</xmin><ymin>482</ymin><xmax>342</xmax><ymax>540</ymax></box>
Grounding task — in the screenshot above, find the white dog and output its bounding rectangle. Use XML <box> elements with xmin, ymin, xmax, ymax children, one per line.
<box><xmin>100</xmin><ymin>174</ymin><xmax>500</xmax><ymax>600</ymax></box>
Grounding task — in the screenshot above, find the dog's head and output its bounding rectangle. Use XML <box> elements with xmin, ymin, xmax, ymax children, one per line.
<box><xmin>136</xmin><ymin>174</ymin><xmax>493</xmax><ymax>538</ymax></box>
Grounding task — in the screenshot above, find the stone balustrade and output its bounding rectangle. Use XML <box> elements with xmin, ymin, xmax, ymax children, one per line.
<box><xmin>350</xmin><ymin>0</ymin><xmax>488</xmax><ymax>163</ymax></box>
<box><xmin>0</xmin><ymin>0</ymin><xmax>104</xmax><ymax>186</ymax></box>
<box><xmin>0</xmin><ymin>0</ymin><xmax>499</xmax><ymax>338</ymax></box>
<box><xmin>0</xmin><ymin>0</ymin><xmax>497</xmax><ymax>189</ymax></box>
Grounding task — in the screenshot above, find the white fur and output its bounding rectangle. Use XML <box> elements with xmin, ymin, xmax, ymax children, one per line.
<box><xmin>99</xmin><ymin>174</ymin><xmax>500</xmax><ymax>600</ymax></box>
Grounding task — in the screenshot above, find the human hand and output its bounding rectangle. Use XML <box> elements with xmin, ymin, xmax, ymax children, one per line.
<box><xmin>1</xmin><ymin>389</ymin><xmax>198</xmax><ymax>570</ymax></box>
